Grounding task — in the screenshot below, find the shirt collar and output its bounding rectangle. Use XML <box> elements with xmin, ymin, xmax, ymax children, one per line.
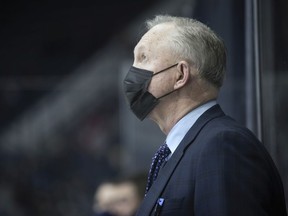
<box><xmin>166</xmin><ymin>100</ymin><xmax>217</xmax><ymax>155</ymax></box>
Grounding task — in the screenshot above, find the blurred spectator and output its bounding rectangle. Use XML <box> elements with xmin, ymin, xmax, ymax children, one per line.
<box><xmin>93</xmin><ymin>173</ymin><xmax>146</xmax><ymax>216</ymax></box>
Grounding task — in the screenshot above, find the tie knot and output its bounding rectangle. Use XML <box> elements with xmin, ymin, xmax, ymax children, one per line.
<box><xmin>158</xmin><ymin>143</ymin><xmax>171</xmax><ymax>158</ymax></box>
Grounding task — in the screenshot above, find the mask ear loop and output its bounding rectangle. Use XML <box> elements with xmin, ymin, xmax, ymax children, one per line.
<box><xmin>154</xmin><ymin>63</ymin><xmax>180</xmax><ymax>100</ymax></box>
<box><xmin>157</xmin><ymin>88</ymin><xmax>178</xmax><ymax>100</ymax></box>
<box><xmin>152</xmin><ymin>63</ymin><xmax>179</xmax><ymax>76</ymax></box>
<box><xmin>149</xmin><ymin>62</ymin><xmax>179</xmax><ymax>99</ymax></box>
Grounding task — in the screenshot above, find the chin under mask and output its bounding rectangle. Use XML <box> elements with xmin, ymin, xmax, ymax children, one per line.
<box><xmin>123</xmin><ymin>63</ymin><xmax>178</xmax><ymax>120</ymax></box>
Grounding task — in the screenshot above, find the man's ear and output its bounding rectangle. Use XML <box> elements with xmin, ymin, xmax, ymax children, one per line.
<box><xmin>174</xmin><ymin>61</ymin><xmax>190</xmax><ymax>89</ymax></box>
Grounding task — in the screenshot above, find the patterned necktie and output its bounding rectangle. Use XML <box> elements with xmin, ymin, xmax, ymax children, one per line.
<box><xmin>145</xmin><ymin>143</ymin><xmax>171</xmax><ymax>194</ymax></box>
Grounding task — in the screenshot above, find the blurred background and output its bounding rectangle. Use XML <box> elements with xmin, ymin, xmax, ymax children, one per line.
<box><xmin>0</xmin><ymin>0</ymin><xmax>287</xmax><ymax>215</ymax></box>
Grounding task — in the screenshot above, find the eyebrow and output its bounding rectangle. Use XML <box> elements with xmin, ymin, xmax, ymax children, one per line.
<box><xmin>134</xmin><ymin>44</ymin><xmax>145</xmax><ymax>54</ymax></box>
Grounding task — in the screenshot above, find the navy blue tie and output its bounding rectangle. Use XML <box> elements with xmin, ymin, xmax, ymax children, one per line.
<box><xmin>145</xmin><ymin>143</ymin><xmax>171</xmax><ymax>194</ymax></box>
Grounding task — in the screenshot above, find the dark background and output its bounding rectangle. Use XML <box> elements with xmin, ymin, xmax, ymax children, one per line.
<box><xmin>0</xmin><ymin>1</ymin><xmax>160</xmax><ymax>215</ymax></box>
<box><xmin>0</xmin><ymin>0</ymin><xmax>158</xmax><ymax>132</ymax></box>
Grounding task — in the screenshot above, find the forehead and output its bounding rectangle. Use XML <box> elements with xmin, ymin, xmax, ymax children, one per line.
<box><xmin>134</xmin><ymin>23</ymin><xmax>174</xmax><ymax>55</ymax></box>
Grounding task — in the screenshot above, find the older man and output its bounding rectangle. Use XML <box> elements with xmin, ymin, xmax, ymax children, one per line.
<box><xmin>123</xmin><ymin>15</ymin><xmax>287</xmax><ymax>216</ymax></box>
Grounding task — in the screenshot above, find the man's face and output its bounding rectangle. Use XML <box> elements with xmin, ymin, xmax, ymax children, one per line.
<box><xmin>132</xmin><ymin>24</ymin><xmax>177</xmax><ymax>114</ymax></box>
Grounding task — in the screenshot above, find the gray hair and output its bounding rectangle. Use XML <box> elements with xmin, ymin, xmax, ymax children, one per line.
<box><xmin>145</xmin><ymin>15</ymin><xmax>226</xmax><ymax>88</ymax></box>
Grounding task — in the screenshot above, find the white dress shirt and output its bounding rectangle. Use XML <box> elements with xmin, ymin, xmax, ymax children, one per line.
<box><xmin>166</xmin><ymin>100</ymin><xmax>217</xmax><ymax>156</ymax></box>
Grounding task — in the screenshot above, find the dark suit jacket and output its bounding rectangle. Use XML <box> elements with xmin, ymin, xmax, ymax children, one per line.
<box><xmin>136</xmin><ymin>105</ymin><xmax>287</xmax><ymax>216</ymax></box>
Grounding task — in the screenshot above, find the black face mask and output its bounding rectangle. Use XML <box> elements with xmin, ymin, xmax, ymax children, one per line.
<box><xmin>123</xmin><ymin>63</ymin><xmax>178</xmax><ymax>120</ymax></box>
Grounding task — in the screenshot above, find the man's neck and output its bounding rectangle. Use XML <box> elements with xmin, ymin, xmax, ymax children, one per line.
<box><xmin>151</xmin><ymin>98</ymin><xmax>216</xmax><ymax>135</ymax></box>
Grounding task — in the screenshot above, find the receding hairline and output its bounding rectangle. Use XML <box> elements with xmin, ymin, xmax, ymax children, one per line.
<box><xmin>135</xmin><ymin>22</ymin><xmax>180</xmax><ymax>57</ymax></box>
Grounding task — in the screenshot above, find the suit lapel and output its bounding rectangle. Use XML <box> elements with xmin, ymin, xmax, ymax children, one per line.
<box><xmin>136</xmin><ymin>105</ymin><xmax>224</xmax><ymax>216</ymax></box>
